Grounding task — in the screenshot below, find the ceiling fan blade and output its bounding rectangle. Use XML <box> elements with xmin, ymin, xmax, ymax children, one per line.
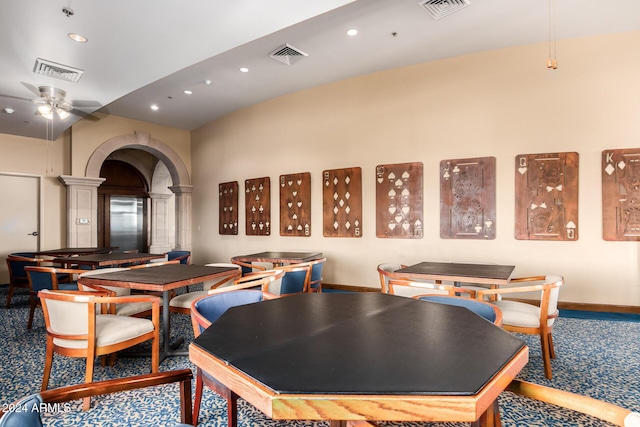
<box><xmin>21</xmin><ymin>82</ymin><xmax>41</xmax><ymax>97</ymax></box>
<box><xmin>71</xmin><ymin>100</ymin><xmax>103</xmax><ymax>109</ymax></box>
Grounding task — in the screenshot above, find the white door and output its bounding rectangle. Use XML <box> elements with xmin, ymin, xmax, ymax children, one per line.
<box><xmin>0</xmin><ymin>173</ymin><xmax>41</xmax><ymax>284</ymax></box>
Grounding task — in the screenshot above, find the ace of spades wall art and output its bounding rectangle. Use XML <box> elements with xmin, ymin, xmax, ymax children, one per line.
<box><xmin>602</xmin><ymin>148</ymin><xmax>640</xmax><ymax>241</ymax></box>
<box><xmin>280</xmin><ymin>172</ymin><xmax>311</xmax><ymax>237</ymax></box>
<box><xmin>515</xmin><ymin>152</ymin><xmax>579</xmax><ymax>241</ymax></box>
<box><xmin>219</xmin><ymin>181</ymin><xmax>238</xmax><ymax>235</ymax></box>
<box><xmin>440</xmin><ymin>157</ymin><xmax>496</xmax><ymax>239</ymax></box>
<box><xmin>375</xmin><ymin>162</ymin><xmax>423</xmax><ymax>239</ymax></box>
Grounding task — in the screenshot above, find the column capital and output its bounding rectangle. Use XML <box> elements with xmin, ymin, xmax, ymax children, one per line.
<box><xmin>148</xmin><ymin>192</ymin><xmax>173</xmax><ymax>200</ymax></box>
<box><xmin>59</xmin><ymin>175</ymin><xmax>105</xmax><ymax>188</ymax></box>
<box><xmin>168</xmin><ymin>184</ymin><xmax>193</xmax><ymax>195</ymax></box>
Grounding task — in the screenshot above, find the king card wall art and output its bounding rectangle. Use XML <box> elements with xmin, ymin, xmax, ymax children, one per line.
<box><xmin>602</xmin><ymin>148</ymin><xmax>640</xmax><ymax>241</ymax></box>
<box><xmin>440</xmin><ymin>157</ymin><xmax>496</xmax><ymax>239</ymax></box>
<box><xmin>515</xmin><ymin>152</ymin><xmax>579</xmax><ymax>241</ymax></box>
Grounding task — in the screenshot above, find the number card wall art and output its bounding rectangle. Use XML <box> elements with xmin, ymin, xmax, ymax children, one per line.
<box><xmin>219</xmin><ymin>181</ymin><xmax>238</xmax><ymax>235</ymax></box>
<box><xmin>322</xmin><ymin>167</ymin><xmax>363</xmax><ymax>238</ymax></box>
<box><xmin>440</xmin><ymin>157</ymin><xmax>496</xmax><ymax>239</ymax></box>
<box><xmin>515</xmin><ymin>152</ymin><xmax>579</xmax><ymax>241</ymax></box>
<box><xmin>280</xmin><ymin>172</ymin><xmax>311</xmax><ymax>237</ymax></box>
<box><xmin>245</xmin><ymin>177</ymin><xmax>271</xmax><ymax>236</ymax></box>
<box><xmin>602</xmin><ymin>148</ymin><xmax>640</xmax><ymax>241</ymax></box>
<box><xmin>375</xmin><ymin>162</ymin><xmax>423</xmax><ymax>239</ymax></box>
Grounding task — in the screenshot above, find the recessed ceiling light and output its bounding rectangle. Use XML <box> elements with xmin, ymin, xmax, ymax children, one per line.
<box><xmin>184</xmin><ymin>90</ymin><xmax>193</xmax><ymax>95</ymax></box>
<box><xmin>3</xmin><ymin>108</ymin><xmax>14</xmax><ymax>114</ymax></box>
<box><xmin>68</xmin><ymin>33</ymin><xmax>88</xmax><ymax>43</ymax></box>
<box><xmin>150</xmin><ymin>104</ymin><xmax>159</xmax><ymax>111</ymax></box>
<box><xmin>204</xmin><ymin>80</ymin><xmax>212</xmax><ymax>85</ymax></box>
<box><xmin>347</xmin><ymin>29</ymin><xmax>358</xmax><ymax>36</ymax></box>
<box><xmin>239</xmin><ymin>67</ymin><xmax>249</xmax><ymax>73</ymax></box>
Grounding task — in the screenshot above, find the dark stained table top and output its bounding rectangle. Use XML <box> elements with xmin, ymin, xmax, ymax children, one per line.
<box><xmin>53</xmin><ymin>252</ymin><xmax>164</xmax><ymax>267</ymax></box>
<box><xmin>35</xmin><ymin>247</ymin><xmax>117</xmax><ymax>256</ymax></box>
<box><xmin>192</xmin><ymin>293</ymin><xmax>526</xmax><ymax>395</ymax></box>
<box><xmin>395</xmin><ymin>262</ymin><xmax>516</xmax><ymax>286</ymax></box>
<box><xmin>232</xmin><ymin>251</ymin><xmax>323</xmax><ymax>264</ymax></box>
<box><xmin>78</xmin><ymin>264</ymin><xmax>238</xmax><ymax>291</ymax></box>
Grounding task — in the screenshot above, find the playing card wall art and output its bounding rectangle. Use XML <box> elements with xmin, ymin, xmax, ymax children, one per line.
<box><xmin>322</xmin><ymin>167</ymin><xmax>363</xmax><ymax>238</ymax></box>
<box><xmin>440</xmin><ymin>157</ymin><xmax>496</xmax><ymax>239</ymax></box>
<box><xmin>602</xmin><ymin>148</ymin><xmax>640</xmax><ymax>241</ymax></box>
<box><xmin>245</xmin><ymin>177</ymin><xmax>271</xmax><ymax>236</ymax></box>
<box><xmin>219</xmin><ymin>181</ymin><xmax>238</xmax><ymax>235</ymax></box>
<box><xmin>375</xmin><ymin>162</ymin><xmax>423</xmax><ymax>239</ymax></box>
<box><xmin>280</xmin><ymin>172</ymin><xmax>311</xmax><ymax>237</ymax></box>
<box><xmin>515</xmin><ymin>152</ymin><xmax>579</xmax><ymax>241</ymax></box>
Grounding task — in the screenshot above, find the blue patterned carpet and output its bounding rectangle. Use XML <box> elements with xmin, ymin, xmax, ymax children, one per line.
<box><xmin>1</xmin><ymin>287</ymin><xmax>638</xmax><ymax>427</ymax></box>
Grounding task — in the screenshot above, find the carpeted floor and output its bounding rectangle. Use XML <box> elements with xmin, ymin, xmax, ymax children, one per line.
<box><xmin>1</xmin><ymin>286</ymin><xmax>638</xmax><ymax>426</ymax></box>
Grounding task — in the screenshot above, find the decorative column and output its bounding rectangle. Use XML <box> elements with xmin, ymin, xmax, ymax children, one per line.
<box><xmin>58</xmin><ymin>175</ymin><xmax>105</xmax><ymax>247</ymax></box>
<box><xmin>168</xmin><ymin>184</ymin><xmax>193</xmax><ymax>251</ymax></box>
<box><xmin>148</xmin><ymin>192</ymin><xmax>173</xmax><ymax>254</ymax></box>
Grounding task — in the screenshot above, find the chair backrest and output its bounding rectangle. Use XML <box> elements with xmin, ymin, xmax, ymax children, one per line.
<box><xmin>25</xmin><ymin>266</ymin><xmax>56</xmax><ymax>292</ymax></box>
<box><xmin>414</xmin><ymin>294</ymin><xmax>503</xmax><ymax>325</ymax></box>
<box><xmin>203</xmin><ymin>263</ymin><xmax>242</xmax><ymax>290</ymax></box>
<box><xmin>230</xmin><ymin>257</ymin><xmax>270</xmax><ymax>275</ymax></box>
<box><xmin>308</xmin><ymin>257</ymin><xmax>326</xmax><ymax>291</ymax></box>
<box><xmin>6</xmin><ymin>254</ymin><xmax>42</xmax><ymax>282</ymax></box>
<box><xmin>78</xmin><ymin>268</ymin><xmax>132</xmax><ymax>296</ymax></box>
<box><xmin>506</xmin><ymin>274</ymin><xmax>564</xmax><ymax>319</ymax></box>
<box><xmin>387</xmin><ymin>278</ymin><xmax>458</xmax><ymax>298</ymax></box>
<box><xmin>191</xmin><ymin>290</ymin><xmax>265</xmax><ymax>336</ymax></box>
<box><xmin>38</xmin><ymin>290</ymin><xmax>92</xmax><ymax>338</ymax></box>
<box><xmin>377</xmin><ymin>263</ymin><xmax>404</xmax><ymax>293</ymax></box>
<box><xmin>278</xmin><ymin>263</ymin><xmax>312</xmax><ymax>295</ymax></box>
<box><xmin>166</xmin><ymin>251</ymin><xmax>191</xmax><ymax>264</ymax></box>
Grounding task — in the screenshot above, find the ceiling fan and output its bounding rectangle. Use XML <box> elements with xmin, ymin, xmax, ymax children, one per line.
<box><xmin>32</xmin><ymin>86</ymin><xmax>73</xmax><ymax>120</ymax></box>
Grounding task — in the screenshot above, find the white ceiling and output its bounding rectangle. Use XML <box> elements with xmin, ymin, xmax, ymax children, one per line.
<box><xmin>1</xmin><ymin>0</ymin><xmax>639</xmax><ymax>140</ymax></box>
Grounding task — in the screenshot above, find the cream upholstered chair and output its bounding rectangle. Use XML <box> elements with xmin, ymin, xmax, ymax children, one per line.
<box><xmin>78</xmin><ymin>268</ymin><xmax>156</xmax><ymax>317</ymax></box>
<box><xmin>377</xmin><ymin>263</ymin><xmax>405</xmax><ymax>294</ymax></box>
<box><xmin>38</xmin><ymin>289</ymin><xmax>160</xmax><ymax>410</ymax></box>
<box><xmin>477</xmin><ymin>275</ymin><xmax>564</xmax><ymax>380</ymax></box>
<box><xmin>169</xmin><ymin>263</ymin><xmax>242</xmax><ymax>314</ymax></box>
<box><xmin>387</xmin><ymin>278</ymin><xmax>458</xmax><ymax>298</ymax></box>
<box><xmin>507</xmin><ymin>379</ymin><xmax>640</xmax><ymax>426</ymax></box>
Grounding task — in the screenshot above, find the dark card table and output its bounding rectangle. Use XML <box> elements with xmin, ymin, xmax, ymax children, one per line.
<box><xmin>190</xmin><ymin>293</ymin><xmax>528</xmax><ymax>426</ymax></box>
<box><xmin>78</xmin><ymin>264</ymin><xmax>238</xmax><ymax>362</ymax></box>
<box><xmin>53</xmin><ymin>252</ymin><xmax>164</xmax><ymax>269</ymax></box>
<box><xmin>35</xmin><ymin>247</ymin><xmax>117</xmax><ymax>256</ymax></box>
<box><xmin>394</xmin><ymin>261</ymin><xmax>516</xmax><ymax>286</ymax></box>
<box><xmin>231</xmin><ymin>251</ymin><xmax>323</xmax><ymax>266</ymax></box>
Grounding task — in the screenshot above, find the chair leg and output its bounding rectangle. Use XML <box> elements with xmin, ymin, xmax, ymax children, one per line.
<box><xmin>27</xmin><ymin>293</ymin><xmax>38</xmax><ymax>329</ymax></box>
<box><xmin>6</xmin><ymin>285</ymin><xmax>15</xmax><ymax>308</ymax></box>
<box><xmin>548</xmin><ymin>332</ymin><xmax>556</xmax><ymax>359</ymax></box>
<box><xmin>41</xmin><ymin>337</ymin><xmax>55</xmax><ymax>391</ymax></box>
<box><xmin>540</xmin><ymin>331</ymin><xmax>553</xmax><ymax>380</ymax></box>
<box><xmin>192</xmin><ymin>369</ymin><xmax>204</xmax><ymax>424</ymax></box>
<box><xmin>83</xmin><ymin>353</ymin><xmax>96</xmax><ymax>410</ymax></box>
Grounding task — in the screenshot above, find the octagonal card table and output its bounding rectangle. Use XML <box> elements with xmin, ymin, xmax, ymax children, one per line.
<box><xmin>190</xmin><ymin>293</ymin><xmax>528</xmax><ymax>427</ymax></box>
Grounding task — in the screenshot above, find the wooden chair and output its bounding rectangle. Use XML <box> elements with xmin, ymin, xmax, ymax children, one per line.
<box><xmin>413</xmin><ymin>294</ymin><xmax>503</xmax><ymax>325</ymax></box>
<box><xmin>5</xmin><ymin>253</ymin><xmax>43</xmax><ymax>308</ymax></box>
<box><xmin>377</xmin><ymin>263</ymin><xmax>405</xmax><ymax>294</ymax></box>
<box><xmin>507</xmin><ymin>379</ymin><xmax>640</xmax><ymax>426</ymax></box>
<box><xmin>230</xmin><ymin>269</ymin><xmax>285</xmax><ymax>294</ymax></box>
<box><xmin>230</xmin><ymin>256</ymin><xmax>270</xmax><ymax>275</ymax></box>
<box><xmin>169</xmin><ymin>263</ymin><xmax>242</xmax><ymax>314</ymax></box>
<box><xmin>277</xmin><ymin>262</ymin><xmax>313</xmax><ymax>295</ymax></box>
<box><xmin>477</xmin><ymin>275</ymin><xmax>564</xmax><ymax>379</ymax></box>
<box><xmin>0</xmin><ymin>369</ymin><xmax>194</xmax><ymax>426</ymax></box>
<box><xmin>24</xmin><ymin>266</ymin><xmax>84</xmax><ymax>329</ymax></box>
<box><xmin>387</xmin><ymin>278</ymin><xmax>470</xmax><ymax>298</ymax></box>
<box><xmin>38</xmin><ymin>289</ymin><xmax>160</xmax><ymax>410</ymax></box>
<box><xmin>166</xmin><ymin>250</ymin><xmax>191</xmax><ymax>265</ymax></box>
<box><xmin>190</xmin><ymin>284</ymin><xmax>278</xmax><ymax>426</ymax></box>
<box><xmin>308</xmin><ymin>257</ymin><xmax>327</xmax><ymax>293</ymax></box>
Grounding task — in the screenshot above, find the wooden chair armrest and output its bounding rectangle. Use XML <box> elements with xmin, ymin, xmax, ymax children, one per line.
<box><xmin>93</xmin><ymin>295</ymin><xmax>162</xmax><ymax>305</ymax></box>
<box><xmin>80</xmin><ymin>283</ymin><xmax>117</xmax><ymax>297</ymax></box>
<box><xmin>207</xmin><ymin>270</ymin><xmax>243</xmax><ymax>290</ymax></box>
<box><xmin>477</xmin><ymin>283</ymin><xmax>550</xmax><ymax>299</ymax></box>
<box><xmin>231</xmin><ymin>259</ymin><xmax>267</xmax><ymax>271</ymax></box>
<box><xmin>207</xmin><ymin>280</ymin><xmax>270</xmax><ymax>294</ymax></box>
<box><xmin>507</xmin><ymin>379</ymin><xmax>639</xmax><ymax>426</ymax></box>
<box><xmin>39</xmin><ymin>369</ymin><xmax>193</xmax><ymax>424</ymax></box>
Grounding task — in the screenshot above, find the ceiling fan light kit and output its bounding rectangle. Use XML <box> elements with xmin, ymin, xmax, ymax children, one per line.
<box><xmin>35</xmin><ymin>86</ymin><xmax>73</xmax><ymax>120</ymax></box>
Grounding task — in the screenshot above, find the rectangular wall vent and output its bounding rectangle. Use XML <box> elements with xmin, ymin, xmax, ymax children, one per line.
<box><xmin>269</xmin><ymin>44</ymin><xmax>308</xmax><ymax>66</ymax></box>
<box><xmin>418</xmin><ymin>0</ymin><xmax>470</xmax><ymax>20</ymax></box>
<box><xmin>33</xmin><ymin>58</ymin><xmax>85</xmax><ymax>83</ymax></box>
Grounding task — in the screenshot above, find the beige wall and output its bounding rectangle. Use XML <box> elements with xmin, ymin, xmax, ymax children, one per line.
<box><xmin>191</xmin><ymin>31</ymin><xmax>640</xmax><ymax>305</ymax></box>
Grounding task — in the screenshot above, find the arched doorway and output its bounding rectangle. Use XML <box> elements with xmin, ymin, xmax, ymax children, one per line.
<box><xmin>59</xmin><ymin>131</ymin><xmax>192</xmax><ymax>252</ymax></box>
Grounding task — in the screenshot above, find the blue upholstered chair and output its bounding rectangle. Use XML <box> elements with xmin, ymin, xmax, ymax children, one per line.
<box><xmin>414</xmin><ymin>294</ymin><xmax>503</xmax><ymax>325</ymax></box>
<box><xmin>166</xmin><ymin>250</ymin><xmax>191</xmax><ymax>264</ymax></box>
<box><xmin>24</xmin><ymin>266</ymin><xmax>81</xmax><ymax>329</ymax></box>
<box><xmin>190</xmin><ymin>288</ymin><xmax>275</xmax><ymax>426</ymax></box>
<box><xmin>0</xmin><ymin>370</ymin><xmax>194</xmax><ymax>426</ymax></box>
<box><xmin>308</xmin><ymin>257</ymin><xmax>326</xmax><ymax>293</ymax></box>
<box><xmin>276</xmin><ymin>262</ymin><xmax>312</xmax><ymax>295</ymax></box>
<box><xmin>5</xmin><ymin>253</ymin><xmax>42</xmax><ymax>308</ymax></box>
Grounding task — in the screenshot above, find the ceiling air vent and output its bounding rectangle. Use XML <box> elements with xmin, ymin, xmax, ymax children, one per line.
<box><xmin>418</xmin><ymin>0</ymin><xmax>470</xmax><ymax>20</ymax></box>
<box><xmin>269</xmin><ymin>44</ymin><xmax>308</xmax><ymax>66</ymax></box>
<box><xmin>33</xmin><ymin>58</ymin><xmax>85</xmax><ymax>83</ymax></box>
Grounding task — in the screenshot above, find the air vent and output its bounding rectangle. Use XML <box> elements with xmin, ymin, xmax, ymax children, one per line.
<box><xmin>269</xmin><ymin>44</ymin><xmax>308</xmax><ymax>66</ymax></box>
<box><xmin>418</xmin><ymin>0</ymin><xmax>470</xmax><ymax>20</ymax></box>
<box><xmin>33</xmin><ymin>58</ymin><xmax>85</xmax><ymax>83</ymax></box>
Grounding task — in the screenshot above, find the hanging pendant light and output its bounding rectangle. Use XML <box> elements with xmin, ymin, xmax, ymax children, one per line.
<box><xmin>546</xmin><ymin>0</ymin><xmax>558</xmax><ymax>69</ymax></box>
